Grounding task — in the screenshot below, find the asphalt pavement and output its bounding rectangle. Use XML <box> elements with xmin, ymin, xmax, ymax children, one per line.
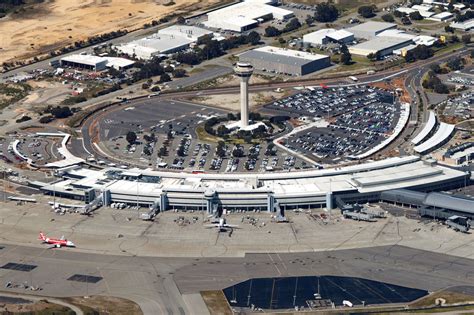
<box><xmin>0</xmin><ymin>244</ymin><xmax>473</xmax><ymax>314</ymax></box>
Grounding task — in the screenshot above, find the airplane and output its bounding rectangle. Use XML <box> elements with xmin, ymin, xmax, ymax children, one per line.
<box><xmin>39</xmin><ymin>232</ymin><xmax>75</xmax><ymax>248</ymax></box>
<box><xmin>204</xmin><ymin>218</ymin><xmax>239</xmax><ymax>232</ymax></box>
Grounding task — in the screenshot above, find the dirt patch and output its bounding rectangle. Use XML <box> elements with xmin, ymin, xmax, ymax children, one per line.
<box><xmin>66</xmin><ymin>295</ymin><xmax>142</xmax><ymax>315</ymax></box>
<box><xmin>410</xmin><ymin>290</ymin><xmax>474</xmax><ymax>308</ymax></box>
<box><xmin>0</xmin><ymin>297</ymin><xmax>71</xmax><ymax>314</ymax></box>
<box><xmin>201</xmin><ymin>290</ymin><xmax>232</xmax><ymax>315</ymax></box>
<box><xmin>186</xmin><ymin>91</ymin><xmax>282</xmax><ymax>111</ymax></box>
<box><xmin>0</xmin><ymin>0</ymin><xmax>217</xmax><ymax>64</ymax></box>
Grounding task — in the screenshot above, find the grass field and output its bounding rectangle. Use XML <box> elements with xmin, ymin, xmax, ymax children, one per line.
<box><xmin>201</xmin><ymin>291</ymin><xmax>233</xmax><ymax>315</ymax></box>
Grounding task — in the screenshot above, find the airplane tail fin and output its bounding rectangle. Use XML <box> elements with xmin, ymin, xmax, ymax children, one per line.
<box><xmin>39</xmin><ymin>232</ymin><xmax>45</xmax><ymax>240</ymax></box>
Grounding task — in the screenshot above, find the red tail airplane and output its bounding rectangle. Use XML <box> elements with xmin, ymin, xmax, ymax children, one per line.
<box><xmin>39</xmin><ymin>232</ymin><xmax>75</xmax><ymax>248</ymax></box>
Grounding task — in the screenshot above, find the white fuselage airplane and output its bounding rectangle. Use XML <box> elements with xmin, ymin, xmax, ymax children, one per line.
<box><xmin>205</xmin><ymin>218</ymin><xmax>239</xmax><ymax>232</ymax></box>
<box><xmin>39</xmin><ymin>232</ymin><xmax>75</xmax><ymax>248</ymax></box>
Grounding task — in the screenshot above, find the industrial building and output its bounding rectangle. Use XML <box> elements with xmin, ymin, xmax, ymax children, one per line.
<box><xmin>203</xmin><ymin>0</ymin><xmax>294</xmax><ymax>32</ymax></box>
<box><xmin>60</xmin><ymin>55</ymin><xmax>135</xmax><ymax>71</ymax></box>
<box><xmin>32</xmin><ymin>156</ymin><xmax>470</xmax><ymax>214</ymax></box>
<box><xmin>157</xmin><ymin>25</ymin><xmax>214</xmax><ymax>43</ymax></box>
<box><xmin>115</xmin><ymin>34</ymin><xmax>194</xmax><ymax>60</ymax></box>
<box><xmin>347</xmin><ymin>21</ymin><xmax>397</xmax><ymax>40</ymax></box>
<box><xmin>348</xmin><ymin>37</ymin><xmax>413</xmax><ymax>57</ymax></box>
<box><xmin>429</xmin><ymin>12</ymin><xmax>454</xmax><ymax>22</ymax></box>
<box><xmin>451</xmin><ymin>19</ymin><xmax>474</xmax><ymax>31</ymax></box>
<box><xmin>238</xmin><ymin>46</ymin><xmax>330</xmax><ymax>76</ymax></box>
<box><xmin>60</xmin><ymin>55</ymin><xmax>108</xmax><ymax>71</ymax></box>
<box><xmin>303</xmin><ymin>29</ymin><xmax>354</xmax><ymax>46</ymax></box>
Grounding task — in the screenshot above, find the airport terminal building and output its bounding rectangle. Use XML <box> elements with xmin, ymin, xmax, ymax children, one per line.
<box><xmin>36</xmin><ymin>156</ymin><xmax>470</xmax><ymax>214</ymax></box>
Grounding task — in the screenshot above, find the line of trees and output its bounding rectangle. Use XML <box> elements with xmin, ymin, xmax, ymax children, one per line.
<box><xmin>176</xmin><ymin>32</ymin><xmax>261</xmax><ymax>66</ymax></box>
<box><xmin>264</xmin><ymin>18</ymin><xmax>302</xmax><ymax>37</ymax></box>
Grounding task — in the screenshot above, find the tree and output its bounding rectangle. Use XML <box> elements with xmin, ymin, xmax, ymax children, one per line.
<box><xmin>358</xmin><ymin>5</ymin><xmax>375</xmax><ymax>18</ymax></box>
<box><xmin>172</xmin><ymin>68</ymin><xmax>186</xmax><ymax>78</ymax></box>
<box><xmin>227</xmin><ymin>113</ymin><xmax>236</xmax><ymax>121</ymax></box>
<box><xmin>247</xmin><ymin>31</ymin><xmax>261</xmax><ymax>45</ymax></box>
<box><xmin>444</xmin><ymin>25</ymin><xmax>454</xmax><ymax>33</ymax></box>
<box><xmin>159</xmin><ymin>73</ymin><xmax>171</xmax><ymax>83</ymax></box>
<box><xmin>381</xmin><ymin>13</ymin><xmax>395</xmax><ymax>23</ymax></box>
<box><xmin>447</xmin><ymin>57</ymin><xmax>464</xmax><ymax>71</ymax></box>
<box><xmin>462</xmin><ymin>34</ymin><xmax>471</xmax><ymax>44</ymax></box>
<box><xmin>429</xmin><ymin>63</ymin><xmax>442</xmax><ymax>74</ymax></box>
<box><xmin>216</xmin><ymin>141</ymin><xmax>226</xmax><ymax>158</ymax></box>
<box><xmin>201</xmin><ymin>40</ymin><xmax>223</xmax><ymax>59</ymax></box>
<box><xmin>217</xmin><ymin>125</ymin><xmax>230</xmax><ymax>137</ymax></box>
<box><xmin>339</xmin><ymin>44</ymin><xmax>352</xmax><ymax>65</ymax></box>
<box><xmin>283</xmin><ymin>18</ymin><xmax>301</xmax><ymax>33</ymax></box>
<box><xmin>176</xmin><ymin>51</ymin><xmax>201</xmax><ymax>65</ymax></box>
<box><xmin>394</xmin><ymin>10</ymin><xmax>404</xmax><ymax>18</ymax></box>
<box><xmin>434</xmin><ymin>83</ymin><xmax>449</xmax><ymax>94</ymax></box>
<box><xmin>409</xmin><ymin>11</ymin><xmax>423</xmax><ymax>20</ymax></box>
<box><xmin>470</xmin><ymin>50</ymin><xmax>474</xmax><ymax>58</ymax></box>
<box><xmin>50</xmin><ymin>106</ymin><xmax>73</xmax><ymax>118</ymax></box>
<box><xmin>314</xmin><ymin>2</ymin><xmax>339</xmax><ymax>22</ymax></box>
<box><xmin>404</xmin><ymin>45</ymin><xmax>433</xmax><ymax>62</ymax></box>
<box><xmin>265</xmin><ymin>26</ymin><xmax>281</xmax><ymax>37</ymax></box>
<box><xmin>126</xmin><ymin>131</ymin><xmax>137</xmax><ymax>145</ymax></box>
<box><xmin>177</xmin><ymin>16</ymin><xmax>186</xmax><ymax>24</ymax></box>
<box><xmin>305</xmin><ymin>14</ymin><xmax>314</xmax><ymax>25</ymax></box>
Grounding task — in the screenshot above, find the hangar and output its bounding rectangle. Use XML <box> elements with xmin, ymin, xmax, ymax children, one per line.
<box><xmin>238</xmin><ymin>46</ymin><xmax>330</xmax><ymax>76</ymax></box>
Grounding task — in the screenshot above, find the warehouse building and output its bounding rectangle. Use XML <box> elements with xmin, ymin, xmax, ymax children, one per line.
<box><xmin>238</xmin><ymin>46</ymin><xmax>330</xmax><ymax>76</ymax></box>
<box><xmin>451</xmin><ymin>19</ymin><xmax>474</xmax><ymax>31</ymax></box>
<box><xmin>349</xmin><ymin>37</ymin><xmax>413</xmax><ymax>57</ymax></box>
<box><xmin>303</xmin><ymin>28</ymin><xmax>354</xmax><ymax>46</ymax></box>
<box><xmin>60</xmin><ymin>55</ymin><xmax>135</xmax><ymax>71</ymax></box>
<box><xmin>347</xmin><ymin>21</ymin><xmax>397</xmax><ymax>40</ymax></box>
<box><xmin>429</xmin><ymin>11</ymin><xmax>454</xmax><ymax>21</ymax></box>
<box><xmin>115</xmin><ymin>34</ymin><xmax>194</xmax><ymax>60</ymax></box>
<box><xmin>60</xmin><ymin>55</ymin><xmax>108</xmax><ymax>71</ymax></box>
<box><xmin>204</xmin><ymin>0</ymin><xmax>294</xmax><ymax>32</ymax></box>
<box><xmin>157</xmin><ymin>25</ymin><xmax>214</xmax><ymax>43</ymax></box>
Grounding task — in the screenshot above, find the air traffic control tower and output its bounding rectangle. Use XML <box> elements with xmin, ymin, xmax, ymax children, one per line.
<box><xmin>234</xmin><ymin>62</ymin><xmax>254</xmax><ymax>128</ymax></box>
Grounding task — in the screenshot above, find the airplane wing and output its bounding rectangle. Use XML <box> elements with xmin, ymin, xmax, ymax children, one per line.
<box><xmin>225</xmin><ymin>224</ymin><xmax>239</xmax><ymax>228</ymax></box>
<box><xmin>60</xmin><ymin>235</ymin><xmax>65</xmax><ymax>241</ymax></box>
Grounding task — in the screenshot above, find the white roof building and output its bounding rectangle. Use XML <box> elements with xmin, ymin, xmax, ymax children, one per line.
<box><xmin>157</xmin><ymin>25</ymin><xmax>214</xmax><ymax>42</ymax></box>
<box><xmin>349</xmin><ymin>37</ymin><xmax>413</xmax><ymax>57</ymax></box>
<box><xmin>451</xmin><ymin>19</ymin><xmax>474</xmax><ymax>31</ymax></box>
<box><xmin>60</xmin><ymin>54</ymin><xmax>108</xmax><ymax>71</ymax></box>
<box><xmin>428</xmin><ymin>11</ymin><xmax>454</xmax><ymax>21</ymax></box>
<box><xmin>116</xmin><ymin>34</ymin><xmax>194</xmax><ymax>60</ymax></box>
<box><xmin>414</xmin><ymin>123</ymin><xmax>456</xmax><ymax>154</ymax></box>
<box><xmin>303</xmin><ymin>28</ymin><xmax>354</xmax><ymax>45</ymax></box>
<box><xmin>347</xmin><ymin>21</ymin><xmax>397</xmax><ymax>39</ymax></box>
<box><xmin>60</xmin><ymin>55</ymin><xmax>135</xmax><ymax>71</ymax></box>
<box><xmin>204</xmin><ymin>0</ymin><xmax>294</xmax><ymax>32</ymax></box>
